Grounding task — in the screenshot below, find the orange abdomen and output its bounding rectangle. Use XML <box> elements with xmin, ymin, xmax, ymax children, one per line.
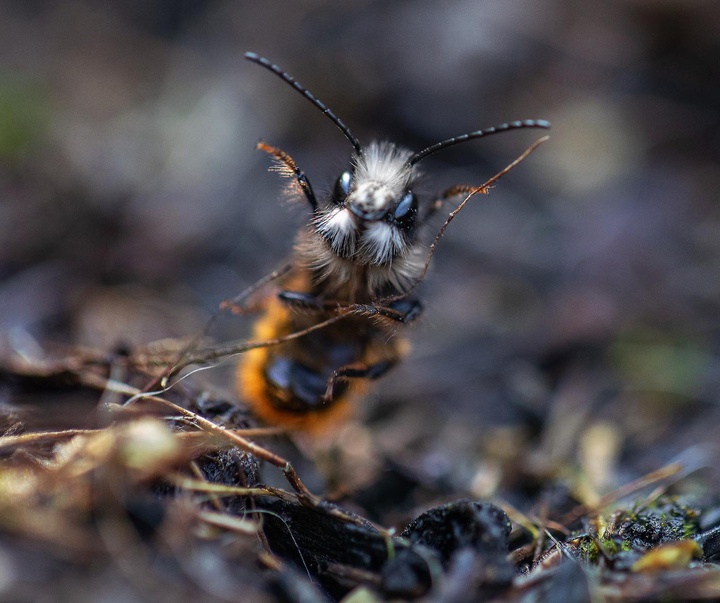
<box><xmin>237</xmin><ymin>295</ymin><xmax>406</xmax><ymax>433</ymax></box>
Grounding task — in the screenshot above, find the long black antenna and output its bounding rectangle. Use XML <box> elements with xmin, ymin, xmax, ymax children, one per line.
<box><xmin>245</xmin><ymin>52</ymin><xmax>363</xmax><ymax>155</ymax></box>
<box><xmin>408</xmin><ymin>119</ymin><xmax>551</xmax><ymax>166</ymax></box>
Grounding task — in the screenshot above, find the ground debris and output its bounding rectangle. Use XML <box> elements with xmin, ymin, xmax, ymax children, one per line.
<box><xmin>1</xmin><ymin>346</ymin><xmax>719</xmax><ymax>602</ymax></box>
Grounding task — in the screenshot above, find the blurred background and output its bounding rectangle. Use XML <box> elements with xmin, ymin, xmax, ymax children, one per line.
<box><xmin>2</xmin><ymin>0</ymin><xmax>720</xmax><ymax>501</ymax></box>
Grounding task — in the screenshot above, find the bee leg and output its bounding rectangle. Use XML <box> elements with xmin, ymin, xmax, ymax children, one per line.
<box><xmin>386</xmin><ymin>298</ymin><xmax>423</xmax><ymax>323</ymax></box>
<box><xmin>277</xmin><ymin>290</ymin><xmax>327</xmax><ymax>311</ymax></box>
<box><xmin>426</xmin><ymin>183</ymin><xmax>485</xmax><ymax>219</ymax></box>
<box><xmin>257</xmin><ymin>141</ymin><xmax>318</xmax><ymax>209</ymax></box>
<box><xmin>355</xmin><ymin>298</ymin><xmax>423</xmax><ymax>324</ymax></box>
<box><xmin>323</xmin><ymin>359</ymin><xmax>397</xmax><ymax>403</ymax></box>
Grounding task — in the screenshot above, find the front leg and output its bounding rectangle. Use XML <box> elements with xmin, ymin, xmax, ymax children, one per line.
<box><xmin>353</xmin><ymin>298</ymin><xmax>423</xmax><ymax>324</ymax></box>
<box><xmin>257</xmin><ymin>141</ymin><xmax>318</xmax><ymax>210</ymax></box>
<box><xmin>425</xmin><ymin>184</ymin><xmax>489</xmax><ymax>220</ymax></box>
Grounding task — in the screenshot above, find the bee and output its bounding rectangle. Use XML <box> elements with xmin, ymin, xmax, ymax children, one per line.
<box><xmin>236</xmin><ymin>52</ymin><xmax>549</xmax><ymax>432</ymax></box>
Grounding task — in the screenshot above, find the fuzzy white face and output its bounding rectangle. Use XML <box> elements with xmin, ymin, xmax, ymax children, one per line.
<box><xmin>314</xmin><ymin>141</ymin><xmax>420</xmax><ymax>267</ymax></box>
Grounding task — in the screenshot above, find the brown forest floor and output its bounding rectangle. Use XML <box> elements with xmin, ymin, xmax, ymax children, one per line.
<box><xmin>2</xmin><ymin>2</ymin><xmax>720</xmax><ymax>601</ymax></box>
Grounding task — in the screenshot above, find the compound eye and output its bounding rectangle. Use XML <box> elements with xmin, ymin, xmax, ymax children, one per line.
<box><xmin>393</xmin><ymin>192</ymin><xmax>418</xmax><ymax>225</ymax></box>
<box><xmin>333</xmin><ymin>171</ymin><xmax>352</xmax><ymax>204</ymax></box>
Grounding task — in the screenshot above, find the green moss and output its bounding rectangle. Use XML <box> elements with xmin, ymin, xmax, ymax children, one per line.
<box><xmin>0</xmin><ymin>73</ymin><xmax>51</xmax><ymax>162</ymax></box>
<box><xmin>571</xmin><ymin>496</ymin><xmax>701</xmax><ymax>570</ymax></box>
<box><xmin>610</xmin><ymin>332</ymin><xmax>709</xmax><ymax>397</ymax></box>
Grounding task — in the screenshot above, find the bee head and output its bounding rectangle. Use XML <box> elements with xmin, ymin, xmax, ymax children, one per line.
<box><xmin>243</xmin><ymin>52</ymin><xmax>550</xmax><ymax>270</ymax></box>
<box><xmin>314</xmin><ymin>142</ymin><xmax>421</xmax><ymax>266</ymax></box>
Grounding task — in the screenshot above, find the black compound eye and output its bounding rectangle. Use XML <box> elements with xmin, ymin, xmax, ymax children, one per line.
<box><xmin>333</xmin><ymin>171</ymin><xmax>352</xmax><ymax>204</ymax></box>
<box><xmin>393</xmin><ymin>192</ymin><xmax>418</xmax><ymax>225</ymax></box>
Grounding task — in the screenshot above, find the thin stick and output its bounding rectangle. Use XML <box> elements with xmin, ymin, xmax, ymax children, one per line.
<box><xmin>220</xmin><ymin>262</ymin><xmax>293</xmax><ymax>314</ymax></box>
<box><xmin>81</xmin><ymin>371</ymin><xmax>373</xmax><ymax>528</ymax></box>
<box><xmin>379</xmin><ymin>135</ymin><xmax>549</xmax><ymax>305</ymax></box>
<box><xmin>0</xmin><ymin>429</ymin><xmax>102</xmax><ymax>453</ymax></box>
<box><xmin>165</xmin><ymin>311</ymin><xmax>349</xmax><ymax>378</ymax></box>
